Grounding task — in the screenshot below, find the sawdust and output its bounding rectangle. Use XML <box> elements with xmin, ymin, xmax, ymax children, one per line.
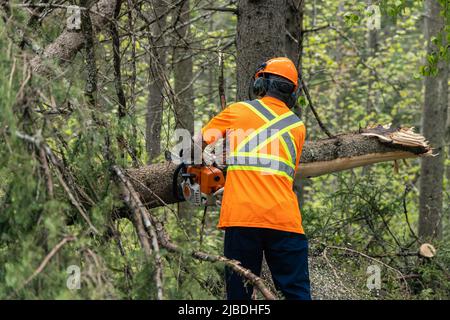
<box><xmin>259</xmin><ymin>248</ymin><xmax>372</xmax><ymax>300</ymax></box>
<box><xmin>309</xmin><ymin>255</ymin><xmax>369</xmax><ymax>300</ymax></box>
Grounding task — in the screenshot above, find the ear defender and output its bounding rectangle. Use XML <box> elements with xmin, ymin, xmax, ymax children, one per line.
<box><xmin>287</xmin><ymin>81</ymin><xmax>302</xmax><ymax>109</ymax></box>
<box><xmin>252</xmin><ymin>62</ymin><xmax>268</xmax><ymax>98</ymax></box>
<box><xmin>252</xmin><ymin>77</ymin><xmax>268</xmax><ymax>97</ymax></box>
<box><xmin>287</xmin><ymin>91</ymin><xmax>297</xmax><ymax>109</ymax></box>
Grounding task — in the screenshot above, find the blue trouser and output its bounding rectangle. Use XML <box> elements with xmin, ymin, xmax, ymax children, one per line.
<box><xmin>224</xmin><ymin>227</ymin><xmax>311</xmax><ymax>300</ymax></box>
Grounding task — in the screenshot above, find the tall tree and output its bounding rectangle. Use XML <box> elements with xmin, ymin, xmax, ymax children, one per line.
<box><xmin>236</xmin><ymin>0</ymin><xmax>288</xmax><ymax>100</ymax></box>
<box><xmin>146</xmin><ymin>2</ymin><xmax>168</xmax><ymax>161</ymax></box>
<box><xmin>236</xmin><ymin>0</ymin><xmax>305</xmax><ymax>207</ymax></box>
<box><xmin>366</xmin><ymin>0</ymin><xmax>378</xmax><ymax>114</ymax></box>
<box><xmin>447</xmin><ymin>108</ymin><xmax>450</xmax><ymax>184</ymax></box>
<box><xmin>173</xmin><ymin>0</ymin><xmax>195</xmax><ymax>222</ymax></box>
<box><xmin>173</xmin><ymin>0</ymin><xmax>195</xmax><ymax>134</ymax></box>
<box><xmin>235</xmin><ymin>0</ymin><xmax>305</xmax><ymax>291</ymax></box>
<box><xmin>419</xmin><ymin>0</ymin><xmax>449</xmax><ymax>240</ymax></box>
<box><xmin>236</xmin><ymin>0</ymin><xmax>303</xmax><ymax>99</ymax></box>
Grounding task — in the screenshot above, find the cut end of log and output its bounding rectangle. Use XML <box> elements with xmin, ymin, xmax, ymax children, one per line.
<box><xmin>360</xmin><ymin>124</ymin><xmax>432</xmax><ymax>156</ymax></box>
<box><xmin>298</xmin><ymin>124</ymin><xmax>432</xmax><ymax>178</ymax></box>
<box><xmin>419</xmin><ymin>243</ymin><xmax>436</xmax><ymax>258</ymax></box>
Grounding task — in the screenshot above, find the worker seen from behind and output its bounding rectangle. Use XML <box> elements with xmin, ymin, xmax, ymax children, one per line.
<box><xmin>199</xmin><ymin>57</ymin><xmax>310</xmax><ymax>300</ymax></box>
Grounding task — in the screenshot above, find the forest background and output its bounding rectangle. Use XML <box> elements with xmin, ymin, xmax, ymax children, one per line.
<box><xmin>0</xmin><ymin>0</ymin><xmax>449</xmax><ymax>299</ymax></box>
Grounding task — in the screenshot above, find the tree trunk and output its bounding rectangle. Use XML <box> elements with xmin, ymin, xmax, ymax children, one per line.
<box><xmin>236</xmin><ymin>0</ymin><xmax>288</xmax><ymax>100</ymax></box>
<box><xmin>418</xmin><ymin>0</ymin><xmax>448</xmax><ymax>240</ymax></box>
<box><xmin>172</xmin><ymin>0</ymin><xmax>195</xmax><ymax>221</ymax></box>
<box><xmin>236</xmin><ymin>0</ymin><xmax>301</xmax><ymax>294</ymax></box>
<box><xmin>365</xmin><ymin>0</ymin><xmax>378</xmax><ymax>115</ymax></box>
<box><xmin>286</xmin><ymin>0</ymin><xmax>304</xmax><ymax>209</ymax></box>
<box><xmin>361</xmin><ymin>0</ymin><xmax>379</xmax><ymax>177</ymax></box>
<box><xmin>126</xmin><ymin>127</ymin><xmax>431</xmax><ymax>209</ymax></box>
<box><xmin>146</xmin><ymin>1</ymin><xmax>168</xmax><ymax>161</ymax></box>
<box><xmin>285</xmin><ymin>0</ymin><xmax>303</xmax><ymax>67</ymax></box>
<box><xmin>173</xmin><ymin>0</ymin><xmax>195</xmax><ymax>135</ymax></box>
<box><xmin>446</xmin><ymin>104</ymin><xmax>450</xmax><ymax>185</ymax></box>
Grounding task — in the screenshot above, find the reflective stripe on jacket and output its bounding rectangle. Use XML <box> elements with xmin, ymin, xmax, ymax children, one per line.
<box><xmin>202</xmin><ymin>96</ymin><xmax>306</xmax><ymax>234</ymax></box>
<box><xmin>227</xmin><ymin>99</ymin><xmax>302</xmax><ymax>181</ymax></box>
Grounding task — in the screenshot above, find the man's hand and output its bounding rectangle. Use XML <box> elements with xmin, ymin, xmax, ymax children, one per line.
<box><xmin>214</xmin><ymin>187</ymin><xmax>224</xmax><ymax>207</ymax></box>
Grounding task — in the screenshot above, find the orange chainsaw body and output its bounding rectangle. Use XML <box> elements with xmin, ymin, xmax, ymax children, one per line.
<box><xmin>185</xmin><ymin>165</ymin><xmax>225</xmax><ymax>195</ymax></box>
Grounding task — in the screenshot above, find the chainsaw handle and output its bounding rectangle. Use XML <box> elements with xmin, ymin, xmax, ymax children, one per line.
<box><xmin>172</xmin><ymin>163</ymin><xmax>187</xmax><ymax>200</ymax></box>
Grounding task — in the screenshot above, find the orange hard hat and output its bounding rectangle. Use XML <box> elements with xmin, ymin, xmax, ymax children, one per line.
<box><xmin>255</xmin><ymin>57</ymin><xmax>299</xmax><ymax>89</ymax></box>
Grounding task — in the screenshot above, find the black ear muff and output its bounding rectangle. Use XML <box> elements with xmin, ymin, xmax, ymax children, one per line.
<box><xmin>287</xmin><ymin>92</ymin><xmax>297</xmax><ymax>109</ymax></box>
<box><xmin>252</xmin><ymin>77</ymin><xmax>268</xmax><ymax>97</ymax></box>
<box><xmin>249</xmin><ymin>62</ymin><xmax>269</xmax><ymax>99</ymax></box>
<box><xmin>287</xmin><ymin>84</ymin><xmax>302</xmax><ymax>109</ymax></box>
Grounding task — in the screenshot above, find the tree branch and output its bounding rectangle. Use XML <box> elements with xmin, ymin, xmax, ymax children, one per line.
<box><xmin>29</xmin><ymin>0</ymin><xmax>117</xmax><ymax>76</ymax></box>
<box><xmin>113</xmin><ymin>165</ymin><xmax>276</xmax><ymax>300</ymax></box>
<box><xmin>16</xmin><ymin>131</ymin><xmax>99</xmax><ymax>234</ymax></box>
<box><xmin>112</xmin><ymin>165</ymin><xmax>164</xmax><ymax>300</ymax></box>
<box><xmin>202</xmin><ymin>7</ymin><xmax>238</xmax><ymax>14</ymax></box>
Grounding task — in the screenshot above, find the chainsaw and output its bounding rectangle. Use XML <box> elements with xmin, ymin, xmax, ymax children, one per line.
<box><xmin>172</xmin><ymin>163</ymin><xmax>225</xmax><ymax>206</ymax></box>
<box><xmin>169</xmin><ymin>137</ymin><xmax>226</xmax><ymax>206</ymax></box>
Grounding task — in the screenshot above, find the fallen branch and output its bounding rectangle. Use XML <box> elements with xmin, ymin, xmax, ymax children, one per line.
<box><xmin>113</xmin><ymin>166</ymin><xmax>277</xmax><ymax>300</ymax></box>
<box><xmin>126</xmin><ymin>125</ymin><xmax>432</xmax><ymax>208</ymax></box>
<box><xmin>193</xmin><ymin>252</ymin><xmax>276</xmax><ymax>300</ymax></box>
<box><xmin>16</xmin><ymin>131</ymin><xmax>99</xmax><ymax>234</ymax></box>
<box><xmin>144</xmin><ymin>209</ymin><xmax>277</xmax><ymax>300</ymax></box>
<box><xmin>112</xmin><ymin>165</ymin><xmax>164</xmax><ymax>300</ymax></box>
<box><xmin>13</xmin><ymin>235</ymin><xmax>76</xmax><ymax>296</ymax></box>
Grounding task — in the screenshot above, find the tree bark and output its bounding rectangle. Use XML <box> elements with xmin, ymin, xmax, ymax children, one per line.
<box><xmin>80</xmin><ymin>0</ymin><xmax>98</xmax><ymax>106</ymax></box>
<box><xmin>286</xmin><ymin>0</ymin><xmax>304</xmax><ymax>209</ymax></box>
<box><xmin>126</xmin><ymin>127</ymin><xmax>431</xmax><ymax>209</ymax></box>
<box><xmin>446</xmin><ymin>104</ymin><xmax>450</xmax><ymax>185</ymax></box>
<box><xmin>173</xmin><ymin>0</ymin><xmax>195</xmax><ymax>135</ymax></box>
<box><xmin>365</xmin><ymin>0</ymin><xmax>378</xmax><ymax>115</ymax></box>
<box><xmin>285</xmin><ymin>0</ymin><xmax>303</xmax><ymax>67</ymax></box>
<box><xmin>172</xmin><ymin>0</ymin><xmax>195</xmax><ymax>221</ymax></box>
<box><xmin>146</xmin><ymin>1</ymin><xmax>168</xmax><ymax>161</ymax></box>
<box><xmin>418</xmin><ymin>0</ymin><xmax>448</xmax><ymax>240</ymax></box>
<box><xmin>236</xmin><ymin>0</ymin><xmax>288</xmax><ymax>100</ymax></box>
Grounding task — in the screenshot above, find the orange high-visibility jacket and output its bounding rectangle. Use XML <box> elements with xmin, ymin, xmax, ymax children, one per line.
<box><xmin>202</xmin><ymin>96</ymin><xmax>306</xmax><ymax>234</ymax></box>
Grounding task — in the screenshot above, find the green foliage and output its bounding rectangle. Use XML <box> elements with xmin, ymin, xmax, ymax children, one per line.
<box><xmin>300</xmin><ymin>0</ymin><xmax>449</xmax><ymax>299</ymax></box>
<box><xmin>0</xmin><ymin>0</ymin><xmax>448</xmax><ymax>300</ymax></box>
<box><xmin>420</xmin><ymin>0</ymin><xmax>450</xmax><ymax>76</ymax></box>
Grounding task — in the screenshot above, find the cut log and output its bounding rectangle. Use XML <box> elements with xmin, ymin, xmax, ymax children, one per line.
<box><xmin>418</xmin><ymin>243</ymin><xmax>436</xmax><ymax>258</ymax></box>
<box><xmin>299</xmin><ymin>125</ymin><xmax>431</xmax><ymax>178</ymax></box>
<box><xmin>126</xmin><ymin>125</ymin><xmax>431</xmax><ymax>209</ymax></box>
